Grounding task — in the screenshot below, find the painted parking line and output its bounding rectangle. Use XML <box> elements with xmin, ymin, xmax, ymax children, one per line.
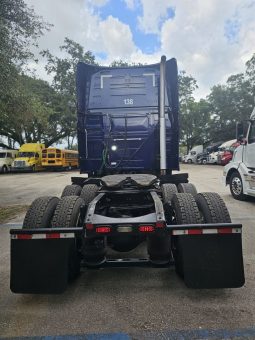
<box><xmin>133</xmin><ymin>327</ymin><xmax>255</xmax><ymax>339</ymax></box>
<box><xmin>3</xmin><ymin>327</ymin><xmax>255</xmax><ymax>340</ymax></box>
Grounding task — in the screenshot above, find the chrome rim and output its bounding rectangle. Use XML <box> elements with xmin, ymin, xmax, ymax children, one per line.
<box><xmin>231</xmin><ymin>177</ymin><xmax>242</xmax><ymax>196</ymax></box>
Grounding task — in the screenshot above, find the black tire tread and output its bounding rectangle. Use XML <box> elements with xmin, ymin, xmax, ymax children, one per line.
<box><xmin>23</xmin><ymin>196</ymin><xmax>59</xmax><ymax>229</ymax></box>
<box><xmin>171</xmin><ymin>193</ymin><xmax>201</xmax><ymax>224</ymax></box>
<box><xmin>61</xmin><ymin>184</ymin><xmax>82</xmax><ymax>197</ymax></box>
<box><xmin>195</xmin><ymin>192</ymin><xmax>231</xmax><ymax>223</ymax></box>
<box><xmin>171</xmin><ymin>193</ymin><xmax>201</xmax><ymax>278</ymax></box>
<box><xmin>52</xmin><ymin>196</ymin><xmax>84</xmax><ymax>228</ymax></box>
<box><xmin>80</xmin><ymin>184</ymin><xmax>98</xmax><ymax>205</ymax></box>
<box><xmin>177</xmin><ymin>183</ymin><xmax>197</xmax><ymax>196</ymax></box>
<box><xmin>161</xmin><ymin>183</ymin><xmax>178</xmax><ymax>203</ymax></box>
<box><xmin>51</xmin><ymin>196</ymin><xmax>83</xmax><ymax>280</ymax></box>
<box><xmin>2</xmin><ymin>165</ymin><xmax>8</xmax><ymax>173</ymax></box>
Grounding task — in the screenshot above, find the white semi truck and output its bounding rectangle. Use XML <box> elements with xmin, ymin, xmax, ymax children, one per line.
<box><xmin>183</xmin><ymin>145</ymin><xmax>203</xmax><ymax>163</ymax></box>
<box><xmin>223</xmin><ymin>107</ymin><xmax>255</xmax><ymax>200</ymax></box>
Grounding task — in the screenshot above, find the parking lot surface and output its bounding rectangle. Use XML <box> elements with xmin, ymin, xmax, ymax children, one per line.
<box><xmin>0</xmin><ymin>164</ymin><xmax>255</xmax><ymax>339</ymax></box>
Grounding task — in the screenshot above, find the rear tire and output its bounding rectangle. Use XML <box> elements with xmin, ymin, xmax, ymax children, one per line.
<box><xmin>61</xmin><ymin>184</ymin><xmax>82</xmax><ymax>197</ymax></box>
<box><xmin>80</xmin><ymin>184</ymin><xmax>99</xmax><ymax>205</ymax></box>
<box><xmin>23</xmin><ymin>196</ymin><xmax>59</xmax><ymax>229</ymax></box>
<box><xmin>52</xmin><ymin>196</ymin><xmax>85</xmax><ymax>228</ymax></box>
<box><xmin>52</xmin><ymin>196</ymin><xmax>84</xmax><ymax>280</ymax></box>
<box><xmin>171</xmin><ymin>193</ymin><xmax>201</xmax><ymax>224</ymax></box>
<box><xmin>2</xmin><ymin>165</ymin><xmax>8</xmax><ymax>173</ymax></box>
<box><xmin>177</xmin><ymin>183</ymin><xmax>197</xmax><ymax>197</ymax></box>
<box><xmin>171</xmin><ymin>193</ymin><xmax>201</xmax><ymax>277</ymax></box>
<box><xmin>195</xmin><ymin>192</ymin><xmax>231</xmax><ymax>223</ymax></box>
<box><xmin>161</xmin><ymin>183</ymin><xmax>178</xmax><ymax>203</ymax></box>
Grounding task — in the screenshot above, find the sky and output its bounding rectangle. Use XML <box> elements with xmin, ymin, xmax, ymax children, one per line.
<box><xmin>25</xmin><ymin>0</ymin><xmax>255</xmax><ymax>99</ymax></box>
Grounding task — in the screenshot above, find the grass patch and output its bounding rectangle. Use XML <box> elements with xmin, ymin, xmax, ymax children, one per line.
<box><xmin>0</xmin><ymin>205</ymin><xmax>29</xmax><ymax>224</ymax></box>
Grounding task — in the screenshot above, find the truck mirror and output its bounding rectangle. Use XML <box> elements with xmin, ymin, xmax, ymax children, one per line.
<box><xmin>236</xmin><ymin>122</ymin><xmax>244</xmax><ymax>141</ymax></box>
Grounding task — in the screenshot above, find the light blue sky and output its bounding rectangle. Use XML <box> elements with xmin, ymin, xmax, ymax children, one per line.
<box><xmin>25</xmin><ymin>0</ymin><xmax>255</xmax><ymax>99</ymax></box>
<box><xmin>93</xmin><ymin>0</ymin><xmax>175</xmax><ymax>55</ymax></box>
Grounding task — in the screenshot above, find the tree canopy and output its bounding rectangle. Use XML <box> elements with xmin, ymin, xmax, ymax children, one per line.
<box><xmin>0</xmin><ymin>0</ymin><xmax>255</xmax><ymax>151</ymax></box>
<box><xmin>0</xmin><ymin>0</ymin><xmax>49</xmax><ymax>98</ymax></box>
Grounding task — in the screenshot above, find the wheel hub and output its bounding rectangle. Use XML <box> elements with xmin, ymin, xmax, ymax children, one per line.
<box><xmin>231</xmin><ymin>177</ymin><xmax>242</xmax><ymax>195</ymax></box>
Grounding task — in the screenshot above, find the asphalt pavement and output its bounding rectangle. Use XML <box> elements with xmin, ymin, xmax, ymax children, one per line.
<box><xmin>0</xmin><ymin>164</ymin><xmax>254</xmax><ymax>339</ymax></box>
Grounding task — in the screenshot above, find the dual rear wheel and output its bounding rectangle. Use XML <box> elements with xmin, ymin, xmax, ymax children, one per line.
<box><xmin>23</xmin><ymin>183</ymin><xmax>99</xmax><ymax>230</ymax></box>
<box><xmin>22</xmin><ymin>181</ymin><xmax>231</xmax><ymax>279</ymax></box>
<box><xmin>22</xmin><ymin>184</ymin><xmax>99</xmax><ymax>279</ymax></box>
<box><xmin>161</xmin><ymin>182</ymin><xmax>198</xmax><ymax>203</ymax></box>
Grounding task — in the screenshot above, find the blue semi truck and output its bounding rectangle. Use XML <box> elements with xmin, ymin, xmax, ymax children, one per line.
<box><xmin>10</xmin><ymin>57</ymin><xmax>245</xmax><ymax>293</ymax></box>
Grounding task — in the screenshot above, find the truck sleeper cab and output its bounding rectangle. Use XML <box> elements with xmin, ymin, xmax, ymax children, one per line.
<box><xmin>10</xmin><ymin>57</ymin><xmax>245</xmax><ymax>294</ymax></box>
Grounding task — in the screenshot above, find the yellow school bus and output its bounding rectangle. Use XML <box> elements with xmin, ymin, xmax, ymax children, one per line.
<box><xmin>42</xmin><ymin>148</ymin><xmax>79</xmax><ymax>170</ymax></box>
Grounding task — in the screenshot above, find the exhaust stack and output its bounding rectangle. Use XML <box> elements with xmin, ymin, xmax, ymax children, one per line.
<box><xmin>160</xmin><ymin>55</ymin><xmax>167</xmax><ymax>175</ymax></box>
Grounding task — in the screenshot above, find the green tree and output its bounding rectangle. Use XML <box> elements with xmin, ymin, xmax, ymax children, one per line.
<box><xmin>0</xmin><ymin>0</ymin><xmax>49</xmax><ymax>98</ymax></box>
<box><xmin>246</xmin><ymin>53</ymin><xmax>255</xmax><ymax>89</ymax></box>
<box><xmin>0</xmin><ymin>75</ymin><xmax>72</xmax><ymax>147</ymax></box>
<box><xmin>0</xmin><ymin>0</ymin><xmax>50</xmax><ymax>147</ymax></box>
<box><xmin>41</xmin><ymin>38</ymin><xmax>97</xmax><ymax>147</ymax></box>
<box><xmin>208</xmin><ymin>70</ymin><xmax>254</xmax><ymax>142</ymax></box>
<box><xmin>178</xmin><ymin>71</ymin><xmax>210</xmax><ymax>151</ymax></box>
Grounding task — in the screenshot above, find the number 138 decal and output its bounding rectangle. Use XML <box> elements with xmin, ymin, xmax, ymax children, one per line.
<box><xmin>124</xmin><ymin>98</ymin><xmax>134</xmax><ymax>105</ymax></box>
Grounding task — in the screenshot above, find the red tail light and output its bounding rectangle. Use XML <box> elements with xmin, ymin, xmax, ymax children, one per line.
<box><xmin>155</xmin><ymin>221</ymin><xmax>165</xmax><ymax>228</ymax></box>
<box><xmin>139</xmin><ymin>225</ymin><xmax>155</xmax><ymax>232</ymax></box>
<box><xmin>96</xmin><ymin>226</ymin><xmax>111</xmax><ymax>233</ymax></box>
<box><xmin>86</xmin><ymin>223</ymin><xmax>94</xmax><ymax>230</ymax></box>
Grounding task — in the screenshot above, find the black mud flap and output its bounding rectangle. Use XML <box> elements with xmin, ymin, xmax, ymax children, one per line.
<box><xmin>172</xmin><ymin>224</ymin><xmax>245</xmax><ymax>288</ymax></box>
<box><xmin>10</xmin><ymin>228</ymin><xmax>82</xmax><ymax>294</ymax></box>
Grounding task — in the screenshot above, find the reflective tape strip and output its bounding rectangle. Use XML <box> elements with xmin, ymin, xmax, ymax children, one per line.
<box><xmin>172</xmin><ymin>228</ymin><xmax>241</xmax><ymax>236</ymax></box>
<box><xmin>202</xmin><ymin>229</ymin><xmax>218</xmax><ymax>234</ymax></box>
<box><xmin>11</xmin><ymin>233</ymin><xmax>75</xmax><ymax>240</ymax></box>
<box><xmin>172</xmin><ymin>230</ymin><xmax>188</xmax><ymax>235</ymax></box>
<box><xmin>231</xmin><ymin>228</ymin><xmax>242</xmax><ymax>233</ymax></box>
<box><xmin>32</xmin><ymin>234</ymin><xmax>46</xmax><ymax>239</ymax></box>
